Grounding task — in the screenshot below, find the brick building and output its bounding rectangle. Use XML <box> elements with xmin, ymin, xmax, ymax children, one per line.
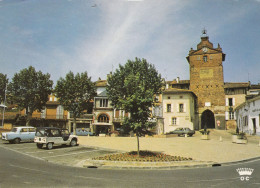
<box><xmin>186</xmin><ymin>31</ymin><xmax>226</xmax><ymax>129</ymax></box>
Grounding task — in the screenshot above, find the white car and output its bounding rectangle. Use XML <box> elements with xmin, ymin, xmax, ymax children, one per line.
<box><xmin>1</xmin><ymin>126</ymin><xmax>36</xmax><ymax>144</ymax></box>
<box><xmin>34</xmin><ymin>127</ymin><xmax>78</xmax><ymax>150</ymax></box>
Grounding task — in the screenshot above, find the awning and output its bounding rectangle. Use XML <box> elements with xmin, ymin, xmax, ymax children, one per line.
<box><xmin>92</xmin><ymin>123</ymin><xmax>113</xmax><ymax>126</ymax></box>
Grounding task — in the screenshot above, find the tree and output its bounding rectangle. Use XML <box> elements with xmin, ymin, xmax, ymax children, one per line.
<box><xmin>106</xmin><ymin>58</ymin><xmax>164</xmax><ymax>156</ymax></box>
<box><xmin>0</xmin><ymin>73</ymin><xmax>8</xmax><ymax>104</ymax></box>
<box><xmin>55</xmin><ymin>71</ymin><xmax>96</xmax><ymax>135</ymax></box>
<box><xmin>9</xmin><ymin>66</ymin><xmax>53</xmax><ymax>126</ymax></box>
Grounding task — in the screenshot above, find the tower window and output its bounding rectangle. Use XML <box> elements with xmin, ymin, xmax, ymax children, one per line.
<box><xmin>100</xmin><ymin>99</ymin><xmax>108</xmax><ymax>107</ymax></box>
<box><xmin>203</xmin><ymin>56</ymin><xmax>208</xmax><ymax>62</ymax></box>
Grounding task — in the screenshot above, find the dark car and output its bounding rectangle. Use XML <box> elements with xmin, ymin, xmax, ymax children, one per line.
<box><xmin>167</xmin><ymin>127</ymin><xmax>195</xmax><ymax>137</ymax></box>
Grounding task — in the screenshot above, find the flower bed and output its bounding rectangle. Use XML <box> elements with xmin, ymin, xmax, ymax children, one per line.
<box><xmin>92</xmin><ymin>150</ymin><xmax>192</xmax><ymax>162</ymax></box>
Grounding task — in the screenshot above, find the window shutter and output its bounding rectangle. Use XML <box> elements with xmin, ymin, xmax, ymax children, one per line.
<box><xmin>233</xmin><ymin>98</ymin><xmax>235</xmax><ymax>106</ymax></box>
<box><xmin>225</xmin><ymin>112</ymin><xmax>229</xmax><ymax>120</ymax></box>
<box><xmin>184</xmin><ymin>103</ymin><xmax>186</xmax><ymax>113</ymax></box>
<box><xmin>226</xmin><ymin>98</ymin><xmax>228</xmax><ymax>106</ymax></box>
<box><xmin>169</xmin><ymin>117</ymin><xmax>172</xmax><ymax>125</ymax></box>
<box><xmin>176</xmin><ymin>118</ymin><xmax>179</xmax><ymax>125</ymax></box>
<box><xmin>164</xmin><ymin>104</ymin><xmax>167</xmax><ymax>113</ymax></box>
<box><xmin>234</xmin><ymin>112</ymin><xmax>236</xmax><ymax>120</ymax></box>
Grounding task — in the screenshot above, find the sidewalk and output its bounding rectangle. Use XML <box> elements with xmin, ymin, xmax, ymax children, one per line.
<box><xmin>78</xmin><ymin>130</ymin><xmax>260</xmax><ymax>169</ymax></box>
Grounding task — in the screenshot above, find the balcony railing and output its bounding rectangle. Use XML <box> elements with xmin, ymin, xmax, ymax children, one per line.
<box><xmin>31</xmin><ymin>114</ymin><xmax>67</xmax><ymax>120</ymax></box>
<box><xmin>69</xmin><ymin>113</ymin><xmax>93</xmax><ymax>119</ymax></box>
<box><xmin>0</xmin><ymin>112</ymin><xmax>19</xmax><ymax>120</ymax></box>
<box><xmin>113</xmin><ymin>117</ymin><xmax>124</xmax><ymax>123</ymax></box>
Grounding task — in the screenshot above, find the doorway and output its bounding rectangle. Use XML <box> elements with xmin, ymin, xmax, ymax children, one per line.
<box><xmin>252</xmin><ymin>118</ymin><xmax>256</xmax><ymax>135</ymax></box>
<box><xmin>201</xmin><ymin>110</ymin><xmax>215</xmax><ymax>129</ymax></box>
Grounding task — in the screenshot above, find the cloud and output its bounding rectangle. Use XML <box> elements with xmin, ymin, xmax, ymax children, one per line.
<box><xmin>73</xmin><ymin>0</ymin><xmax>190</xmax><ymax>80</ymax></box>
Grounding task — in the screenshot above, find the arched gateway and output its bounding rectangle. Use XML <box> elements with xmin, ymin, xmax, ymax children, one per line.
<box><xmin>201</xmin><ymin>110</ymin><xmax>215</xmax><ymax>129</ymax></box>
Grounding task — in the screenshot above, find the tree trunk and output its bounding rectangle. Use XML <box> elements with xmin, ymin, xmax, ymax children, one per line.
<box><xmin>137</xmin><ymin>135</ymin><xmax>140</xmax><ymax>157</ymax></box>
<box><xmin>73</xmin><ymin>117</ymin><xmax>77</xmax><ymax>135</ymax></box>
<box><xmin>26</xmin><ymin>112</ymin><xmax>32</xmax><ymax>126</ymax></box>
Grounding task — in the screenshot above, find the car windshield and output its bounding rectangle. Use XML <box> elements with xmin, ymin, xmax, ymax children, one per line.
<box><xmin>35</xmin><ymin>128</ymin><xmax>62</xmax><ymax>137</ymax></box>
<box><xmin>61</xmin><ymin>129</ymin><xmax>69</xmax><ymax>135</ymax></box>
<box><xmin>11</xmin><ymin>128</ymin><xmax>18</xmax><ymax>133</ymax></box>
<box><xmin>35</xmin><ymin>129</ymin><xmax>46</xmax><ymax>137</ymax></box>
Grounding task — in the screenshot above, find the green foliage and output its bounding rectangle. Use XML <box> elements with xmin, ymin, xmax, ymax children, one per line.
<box><xmin>9</xmin><ymin>66</ymin><xmax>53</xmax><ymax>116</ymax></box>
<box><xmin>106</xmin><ymin>57</ymin><xmax>164</xmax><ymax>135</ymax></box>
<box><xmin>199</xmin><ymin>129</ymin><xmax>210</xmax><ymax>135</ymax></box>
<box><xmin>0</xmin><ymin>73</ymin><xmax>8</xmax><ymax>103</ymax></box>
<box><xmin>55</xmin><ymin>71</ymin><xmax>96</xmax><ymax>118</ymax></box>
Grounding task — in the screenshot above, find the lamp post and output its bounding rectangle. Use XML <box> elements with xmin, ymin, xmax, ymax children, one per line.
<box><xmin>1</xmin><ymin>85</ymin><xmax>7</xmax><ymax>127</ymax></box>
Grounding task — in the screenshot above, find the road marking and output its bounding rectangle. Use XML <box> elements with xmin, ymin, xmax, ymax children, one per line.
<box><xmin>9</xmin><ymin>163</ymin><xmax>48</xmax><ymax>173</ymax></box>
<box><xmin>0</xmin><ymin>144</ymin><xmax>45</xmax><ymax>161</ymax></box>
<box><xmin>10</xmin><ymin>146</ymin><xmax>36</xmax><ymax>150</ymax></box>
<box><xmin>41</xmin><ymin>150</ymin><xmax>99</xmax><ymax>159</ymax></box>
<box><xmin>25</xmin><ymin>146</ymin><xmax>94</xmax><ymax>153</ymax></box>
<box><xmin>75</xmin><ymin>176</ymin><xmax>104</xmax><ymax>180</ymax></box>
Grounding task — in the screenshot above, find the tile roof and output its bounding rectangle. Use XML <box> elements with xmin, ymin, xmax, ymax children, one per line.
<box><xmin>224</xmin><ymin>82</ymin><xmax>250</xmax><ymax>88</ymax></box>
<box><xmin>163</xmin><ymin>88</ymin><xmax>195</xmax><ymax>95</ymax></box>
<box><xmin>98</xmin><ymin>90</ymin><xmax>108</xmax><ymax>97</ymax></box>
<box><xmin>95</xmin><ymin>80</ymin><xmax>107</xmax><ymax>87</ymax></box>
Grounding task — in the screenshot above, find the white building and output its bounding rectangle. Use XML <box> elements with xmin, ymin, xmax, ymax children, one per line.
<box><xmin>235</xmin><ymin>95</ymin><xmax>260</xmax><ymax>135</ymax></box>
<box><xmin>162</xmin><ymin>88</ymin><xmax>196</xmax><ymax>133</ymax></box>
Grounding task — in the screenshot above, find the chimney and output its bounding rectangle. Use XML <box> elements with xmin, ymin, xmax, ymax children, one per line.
<box><xmin>176</xmin><ymin>77</ymin><xmax>180</xmax><ymax>83</ymax></box>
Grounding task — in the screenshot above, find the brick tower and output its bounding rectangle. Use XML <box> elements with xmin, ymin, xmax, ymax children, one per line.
<box><xmin>186</xmin><ymin>30</ymin><xmax>226</xmax><ymax>129</ymax></box>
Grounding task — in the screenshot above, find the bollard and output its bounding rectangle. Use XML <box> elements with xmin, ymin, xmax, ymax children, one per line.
<box><xmin>219</xmin><ymin>136</ymin><xmax>223</xmax><ymax>142</ymax></box>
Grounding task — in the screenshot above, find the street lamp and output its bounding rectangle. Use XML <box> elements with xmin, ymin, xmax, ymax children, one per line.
<box><xmin>1</xmin><ymin>85</ymin><xmax>7</xmax><ymax>127</ymax></box>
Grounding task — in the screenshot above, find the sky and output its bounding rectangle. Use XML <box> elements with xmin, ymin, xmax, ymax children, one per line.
<box><xmin>0</xmin><ymin>0</ymin><xmax>260</xmax><ymax>85</ymax></box>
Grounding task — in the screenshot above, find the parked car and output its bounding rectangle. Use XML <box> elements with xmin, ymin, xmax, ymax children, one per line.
<box><xmin>75</xmin><ymin>128</ymin><xmax>95</xmax><ymax>136</ymax></box>
<box><xmin>34</xmin><ymin>127</ymin><xmax>78</xmax><ymax>150</ymax></box>
<box><xmin>1</xmin><ymin>126</ymin><xmax>36</xmax><ymax>144</ymax></box>
<box><xmin>167</xmin><ymin>127</ymin><xmax>195</xmax><ymax>137</ymax></box>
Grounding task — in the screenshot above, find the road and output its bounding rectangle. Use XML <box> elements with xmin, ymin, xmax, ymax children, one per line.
<box><xmin>0</xmin><ymin>141</ymin><xmax>259</xmax><ymax>187</ymax></box>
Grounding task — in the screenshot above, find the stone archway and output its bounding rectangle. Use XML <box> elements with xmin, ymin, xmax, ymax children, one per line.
<box><xmin>201</xmin><ymin>110</ymin><xmax>215</xmax><ymax>129</ymax></box>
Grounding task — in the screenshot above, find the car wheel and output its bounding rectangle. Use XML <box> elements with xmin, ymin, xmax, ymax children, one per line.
<box><xmin>46</xmin><ymin>142</ymin><xmax>53</xmax><ymax>150</ymax></box>
<box><xmin>9</xmin><ymin>140</ymin><xmax>13</xmax><ymax>144</ymax></box>
<box><xmin>70</xmin><ymin>139</ymin><xmax>77</xmax><ymax>147</ymax></box>
<box><xmin>13</xmin><ymin>138</ymin><xmax>20</xmax><ymax>144</ymax></box>
<box><xmin>36</xmin><ymin>143</ymin><xmax>43</xmax><ymax>149</ymax></box>
<box><xmin>177</xmin><ymin>134</ymin><xmax>180</xmax><ymax>137</ymax></box>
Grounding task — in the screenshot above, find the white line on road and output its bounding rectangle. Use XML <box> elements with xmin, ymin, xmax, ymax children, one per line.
<box><xmin>10</xmin><ymin>146</ymin><xmax>36</xmax><ymax>150</ymax></box>
<box><xmin>0</xmin><ymin>144</ymin><xmax>45</xmax><ymax>161</ymax></box>
<box><xmin>25</xmin><ymin>146</ymin><xmax>84</xmax><ymax>153</ymax></box>
<box><xmin>41</xmin><ymin>149</ymin><xmax>99</xmax><ymax>159</ymax></box>
<box><xmin>75</xmin><ymin>176</ymin><xmax>104</xmax><ymax>180</ymax></box>
<box><xmin>9</xmin><ymin>163</ymin><xmax>49</xmax><ymax>174</ymax></box>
